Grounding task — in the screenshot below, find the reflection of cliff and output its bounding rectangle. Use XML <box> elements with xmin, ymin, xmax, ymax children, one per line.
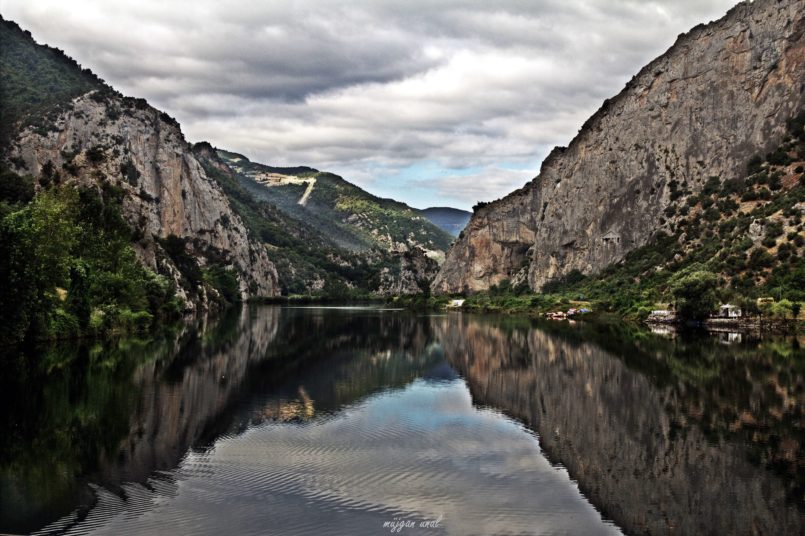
<box><xmin>229</xmin><ymin>309</ymin><xmax>442</xmax><ymax>429</ymax></box>
<box><xmin>97</xmin><ymin>307</ymin><xmax>438</xmax><ymax>485</ymax></box>
<box><xmin>4</xmin><ymin>306</ymin><xmax>443</xmax><ymax>534</ymax></box>
<box><xmin>436</xmin><ymin>315</ymin><xmax>803</xmax><ymax>535</ymax></box>
<box><xmin>95</xmin><ymin>306</ymin><xmax>281</xmax><ymax>486</ymax></box>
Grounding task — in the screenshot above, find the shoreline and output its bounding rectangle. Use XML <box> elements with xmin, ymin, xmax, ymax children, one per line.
<box><xmin>391</xmin><ymin>294</ymin><xmax>804</xmax><ymax>335</ymax></box>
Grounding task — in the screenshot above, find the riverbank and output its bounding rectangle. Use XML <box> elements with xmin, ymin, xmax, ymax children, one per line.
<box><xmin>392</xmin><ymin>293</ymin><xmax>805</xmax><ymax>334</ymax></box>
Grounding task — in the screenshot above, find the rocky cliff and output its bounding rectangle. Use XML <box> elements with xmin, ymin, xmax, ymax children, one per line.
<box><xmin>7</xmin><ymin>91</ymin><xmax>280</xmax><ymax>305</ymax></box>
<box><xmin>434</xmin><ymin>0</ymin><xmax>805</xmax><ymax>293</ymax></box>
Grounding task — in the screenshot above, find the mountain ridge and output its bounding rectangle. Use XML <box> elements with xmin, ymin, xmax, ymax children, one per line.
<box><xmin>216</xmin><ymin>149</ymin><xmax>454</xmax><ymax>256</ymax></box>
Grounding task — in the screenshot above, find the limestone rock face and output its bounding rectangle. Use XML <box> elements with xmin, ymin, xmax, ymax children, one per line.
<box><xmin>375</xmin><ymin>246</ymin><xmax>439</xmax><ymax>296</ymax></box>
<box><xmin>9</xmin><ymin>93</ymin><xmax>279</xmax><ymax>303</ymax></box>
<box><xmin>434</xmin><ymin>0</ymin><xmax>805</xmax><ymax>293</ymax></box>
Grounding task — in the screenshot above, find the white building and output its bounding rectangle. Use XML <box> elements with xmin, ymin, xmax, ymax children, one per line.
<box><xmin>718</xmin><ymin>304</ymin><xmax>742</xmax><ymax>318</ymax></box>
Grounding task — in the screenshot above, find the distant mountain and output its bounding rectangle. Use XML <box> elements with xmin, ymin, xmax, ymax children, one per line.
<box><xmin>217</xmin><ymin>149</ymin><xmax>454</xmax><ymax>255</ymax></box>
<box><xmin>196</xmin><ymin>144</ymin><xmax>440</xmax><ymax>296</ymax></box>
<box><xmin>419</xmin><ymin>207</ymin><xmax>471</xmax><ymax>237</ymax></box>
<box><xmin>217</xmin><ymin>149</ymin><xmax>317</xmax><ymax>177</ymax></box>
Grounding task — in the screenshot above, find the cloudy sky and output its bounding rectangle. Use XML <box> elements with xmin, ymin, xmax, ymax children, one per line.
<box><xmin>2</xmin><ymin>0</ymin><xmax>737</xmax><ymax>210</ymax></box>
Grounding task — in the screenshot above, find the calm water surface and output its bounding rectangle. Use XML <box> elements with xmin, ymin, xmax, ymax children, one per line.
<box><xmin>1</xmin><ymin>306</ymin><xmax>802</xmax><ymax>535</ymax></box>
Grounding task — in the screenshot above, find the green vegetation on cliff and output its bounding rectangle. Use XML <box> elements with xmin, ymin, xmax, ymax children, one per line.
<box><xmin>0</xmin><ymin>16</ymin><xmax>105</xmax><ymax>148</ymax></box>
<box><xmin>217</xmin><ymin>149</ymin><xmax>453</xmax><ymax>253</ymax></box>
<box><xmin>0</xmin><ymin>168</ymin><xmax>183</xmax><ymax>345</ymax></box>
<box><xmin>427</xmin><ymin>111</ymin><xmax>805</xmax><ymax>323</ymax></box>
<box><xmin>195</xmin><ymin>146</ymin><xmax>404</xmax><ymax>297</ymax></box>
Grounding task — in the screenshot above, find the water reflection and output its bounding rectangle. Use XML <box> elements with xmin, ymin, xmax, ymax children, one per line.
<box><xmin>437</xmin><ymin>314</ymin><xmax>804</xmax><ymax>535</ymax></box>
<box><xmin>0</xmin><ymin>307</ymin><xmax>802</xmax><ymax>535</ymax></box>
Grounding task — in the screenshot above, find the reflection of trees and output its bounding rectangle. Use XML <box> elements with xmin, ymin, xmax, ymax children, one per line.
<box><xmin>436</xmin><ymin>314</ymin><xmax>804</xmax><ymax>536</ymax></box>
<box><xmin>0</xmin><ymin>306</ymin><xmax>281</xmax><ymax>533</ymax></box>
<box><xmin>0</xmin><ymin>306</ymin><xmax>439</xmax><ymax>533</ymax></box>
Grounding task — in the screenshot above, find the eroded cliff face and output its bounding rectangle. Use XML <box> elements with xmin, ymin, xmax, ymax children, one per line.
<box><xmin>376</xmin><ymin>246</ymin><xmax>440</xmax><ymax>296</ymax></box>
<box><xmin>434</xmin><ymin>0</ymin><xmax>805</xmax><ymax>293</ymax></box>
<box><xmin>8</xmin><ymin>93</ymin><xmax>279</xmax><ymax>304</ymax></box>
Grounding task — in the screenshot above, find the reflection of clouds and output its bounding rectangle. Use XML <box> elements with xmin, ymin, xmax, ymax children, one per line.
<box><xmin>78</xmin><ymin>379</ymin><xmax>619</xmax><ymax>536</ymax></box>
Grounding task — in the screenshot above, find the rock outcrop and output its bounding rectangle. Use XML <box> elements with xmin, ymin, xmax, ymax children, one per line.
<box><xmin>434</xmin><ymin>0</ymin><xmax>805</xmax><ymax>293</ymax></box>
<box><xmin>375</xmin><ymin>246</ymin><xmax>439</xmax><ymax>296</ymax></box>
<box><xmin>8</xmin><ymin>93</ymin><xmax>280</xmax><ymax>304</ymax></box>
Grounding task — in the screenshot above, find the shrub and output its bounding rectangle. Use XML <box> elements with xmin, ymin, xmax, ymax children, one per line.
<box><xmin>748</xmin><ymin>248</ymin><xmax>774</xmax><ymax>269</ymax></box>
<box><xmin>771</xmin><ymin>299</ymin><xmax>794</xmax><ymax>319</ymax></box>
<box><xmin>702</xmin><ymin>176</ymin><xmax>721</xmax><ymax>196</ymax></box>
<box><xmin>120</xmin><ymin>159</ymin><xmax>140</xmax><ymax>186</ymax></box>
<box><xmin>720</xmin><ymin>178</ymin><xmax>744</xmax><ymax>196</ymax></box>
<box><xmin>762</xmin><ymin>236</ymin><xmax>777</xmax><ymax>248</ymax></box>
<box><xmin>747</xmin><ymin>155</ymin><xmax>763</xmax><ymax>175</ymax></box>
<box><xmin>717</xmin><ymin>198</ymin><xmax>738</xmax><ymax>214</ymax></box>
<box><xmin>767</xmin><ymin>148</ymin><xmax>791</xmax><ymax>166</ymax></box>
<box><xmin>703</xmin><ymin>207</ymin><xmax>720</xmax><ymax>222</ymax></box>
<box><xmin>204</xmin><ymin>265</ymin><xmax>240</xmax><ymax>304</ymax></box>
<box><xmin>670</xmin><ymin>269</ymin><xmax>718</xmax><ymax>320</ymax></box>
<box><xmin>0</xmin><ymin>166</ymin><xmax>35</xmax><ymax>203</ymax></box>
<box><xmin>85</xmin><ymin>146</ymin><xmax>106</xmax><ymax>164</ymax></box>
<box><xmin>765</xmin><ymin>221</ymin><xmax>784</xmax><ymax>238</ymax></box>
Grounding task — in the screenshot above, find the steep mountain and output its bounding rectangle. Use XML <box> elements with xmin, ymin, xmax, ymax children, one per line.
<box><xmin>419</xmin><ymin>206</ymin><xmax>471</xmax><ymax>237</ymax></box>
<box><xmin>194</xmin><ymin>144</ymin><xmax>439</xmax><ymax>296</ymax></box>
<box><xmin>434</xmin><ymin>0</ymin><xmax>805</xmax><ymax>294</ymax></box>
<box><xmin>217</xmin><ymin>150</ymin><xmax>454</xmax><ymax>257</ymax></box>
<box><xmin>0</xmin><ymin>15</ymin><xmax>279</xmax><ymax>334</ymax></box>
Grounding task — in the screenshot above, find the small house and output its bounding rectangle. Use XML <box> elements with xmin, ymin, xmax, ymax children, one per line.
<box><xmin>649</xmin><ymin>310</ymin><xmax>671</xmax><ymax>318</ymax></box>
<box><xmin>718</xmin><ymin>304</ymin><xmax>742</xmax><ymax>318</ymax></box>
<box><xmin>447</xmin><ymin>299</ymin><xmax>465</xmax><ymax>308</ymax></box>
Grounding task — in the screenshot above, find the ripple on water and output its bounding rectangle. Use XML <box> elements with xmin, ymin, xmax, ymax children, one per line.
<box><xmin>38</xmin><ymin>378</ymin><xmax>620</xmax><ymax>535</ymax></box>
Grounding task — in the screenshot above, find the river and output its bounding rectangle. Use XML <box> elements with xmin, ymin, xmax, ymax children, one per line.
<box><xmin>1</xmin><ymin>306</ymin><xmax>801</xmax><ymax>535</ymax></box>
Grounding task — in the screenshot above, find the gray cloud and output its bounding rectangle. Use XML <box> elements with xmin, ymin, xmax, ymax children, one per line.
<box><xmin>1</xmin><ymin>0</ymin><xmax>737</xmax><ymax>209</ymax></box>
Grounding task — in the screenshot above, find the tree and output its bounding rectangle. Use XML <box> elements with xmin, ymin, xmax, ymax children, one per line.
<box><xmin>771</xmin><ymin>299</ymin><xmax>794</xmax><ymax>320</ymax></box>
<box><xmin>0</xmin><ymin>188</ymin><xmax>78</xmax><ymax>342</ymax></box>
<box><xmin>66</xmin><ymin>260</ymin><xmax>91</xmax><ymax>330</ymax></box>
<box><xmin>670</xmin><ymin>269</ymin><xmax>718</xmax><ymax>321</ymax></box>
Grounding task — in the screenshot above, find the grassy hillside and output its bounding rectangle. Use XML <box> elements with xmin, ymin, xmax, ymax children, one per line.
<box><xmin>432</xmin><ymin>110</ymin><xmax>805</xmax><ymax>322</ymax></box>
<box><xmin>195</xmin><ymin>144</ymin><xmax>429</xmax><ymax>297</ymax></box>
<box><xmin>217</xmin><ymin>150</ymin><xmax>454</xmax><ymax>253</ymax></box>
<box><xmin>0</xmin><ymin>16</ymin><xmax>105</xmax><ymax>148</ymax></box>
